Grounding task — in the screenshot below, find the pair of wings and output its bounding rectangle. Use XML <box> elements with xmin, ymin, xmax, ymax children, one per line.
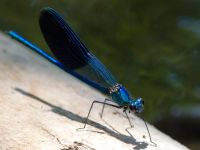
<box><xmin>39</xmin><ymin>7</ymin><xmax>118</xmax><ymax>94</ymax></box>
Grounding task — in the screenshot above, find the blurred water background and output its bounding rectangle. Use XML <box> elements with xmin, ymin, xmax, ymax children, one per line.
<box><xmin>0</xmin><ymin>0</ymin><xmax>199</xmax><ymax>149</ymax></box>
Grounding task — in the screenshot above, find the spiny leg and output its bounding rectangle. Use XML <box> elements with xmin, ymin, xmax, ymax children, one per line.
<box><xmin>124</xmin><ymin>110</ymin><xmax>135</xmax><ymax>138</ymax></box>
<box><xmin>126</xmin><ymin>113</ymin><xmax>157</xmax><ymax>147</ymax></box>
<box><xmin>101</xmin><ymin>101</ymin><xmax>135</xmax><ymax>136</ymax></box>
<box><xmin>141</xmin><ymin>116</ymin><xmax>157</xmax><ymax>147</ymax></box>
<box><xmin>100</xmin><ymin>98</ymin><xmax>112</xmax><ymax>118</ymax></box>
<box><xmin>124</xmin><ymin>111</ymin><xmax>134</xmax><ymax>128</ymax></box>
<box><xmin>101</xmin><ymin>101</ymin><xmax>135</xmax><ymax>137</ymax></box>
<box><xmin>77</xmin><ymin>100</ymin><xmax>122</xmax><ymax>130</ymax></box>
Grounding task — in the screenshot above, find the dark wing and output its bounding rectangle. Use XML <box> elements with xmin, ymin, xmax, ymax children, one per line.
<box><xmin>39</xmin><ymin>7</ymin><xmax>117</xmax><ymax>90</ymax></box>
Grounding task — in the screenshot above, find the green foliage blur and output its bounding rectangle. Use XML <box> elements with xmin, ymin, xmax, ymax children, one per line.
<box><xmin>0</xmin><ymin>0</ymin><xmax>199</xmax><ymax>121</ymax></box>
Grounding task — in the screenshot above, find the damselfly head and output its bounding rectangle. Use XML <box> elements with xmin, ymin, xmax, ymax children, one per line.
<box><xmin>129</xmin><ymin>98</ymin><xmax>144</xmax><ymax>113</ymax></box>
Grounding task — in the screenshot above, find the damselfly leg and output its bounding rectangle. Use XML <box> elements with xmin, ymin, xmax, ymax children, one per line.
<box><xmin>100</xmin><ymin>98</ymin><xmax>113</xmax><ymax>118</ymax></box>
<box><xmin>79</xmin><ymin>99</ymin><xmax>136</xmax><ymax>138</ymax></box>
<box><xmin>84</xmin><ymin>99</ymin><xmax>156</xmax><ymax>147</ymax></box>
<box><xmin>77</xmin><ymin>100</ymin><xmax>122</xmax><ymax>130</ymax></box>
<box><xmin>100</xmin><ymin>98</ymin><xmax>133</xmax><ymax>128</ymax></box>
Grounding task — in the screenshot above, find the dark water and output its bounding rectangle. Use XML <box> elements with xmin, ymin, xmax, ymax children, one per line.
<box><xmin>0</xmin><ymin>0</ymin><xmax>199</xmax><ymax>149</ymax></box>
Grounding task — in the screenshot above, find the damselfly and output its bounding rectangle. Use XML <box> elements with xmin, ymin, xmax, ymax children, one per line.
<box><xmin>8</xmin><ymin>7</ymin><xmax>156</xmax><ymax>146</ymax></box>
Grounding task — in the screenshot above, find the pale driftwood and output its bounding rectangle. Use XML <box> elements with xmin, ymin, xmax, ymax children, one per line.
<box><xmin>0</xmin><ymin>32</ymin><xmax>189</xmax><ymax>150</ymax></box>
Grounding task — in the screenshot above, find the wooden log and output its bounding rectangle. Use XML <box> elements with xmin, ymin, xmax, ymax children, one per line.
<box><xmin>0</xmin><ymin>32</ymin><xmax>189</xmax><ymax>150</ymax></box>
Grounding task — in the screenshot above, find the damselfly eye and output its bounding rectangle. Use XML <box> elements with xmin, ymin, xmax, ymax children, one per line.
<box><xmin>129</xmin><ymin>98</ymin><xmax>144</xmax><ymax>113</ymax></box>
